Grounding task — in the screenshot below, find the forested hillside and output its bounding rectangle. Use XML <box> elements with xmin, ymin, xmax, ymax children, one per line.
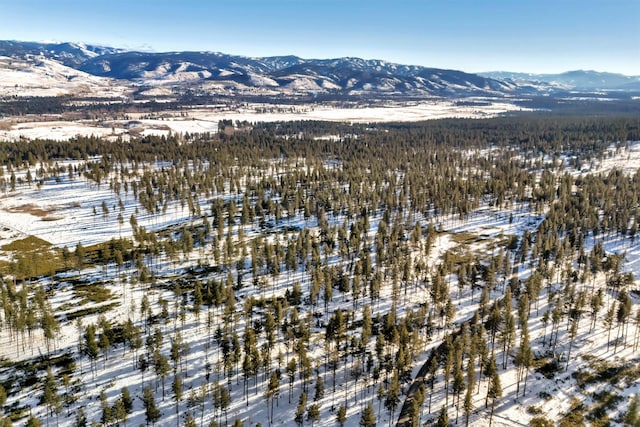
<box><xmin>0</xmin><ymin>117</ymin><xmax>639</xmax><ymax>427</ymax></box>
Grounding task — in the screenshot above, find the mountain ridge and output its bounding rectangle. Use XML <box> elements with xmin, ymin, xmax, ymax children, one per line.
<box><xmin>1</xmin><ymin>40</ymin><xmax>639</xmax><ymax>100</ymax></box>
<box><xmin>479</xmin><ymin>69</ymin><xmax>640</xmax><ymax>91</ymax></box>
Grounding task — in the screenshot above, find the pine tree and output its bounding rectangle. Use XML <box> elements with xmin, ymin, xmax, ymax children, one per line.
<box><xmin>172</xmin><ymin>375</ymin><xmax>183</xmax><ymax>420</ymax></box>
<box><xmin>487</xmin><ymin>371</ymin><xmax>502</xmax><ymax>427</ymax></box>
<box><xmin>154</xmin><ymin>350</ymin><xmax>170</xmax><ymax>399</ymax></box>
<box><xmin>464</xmin><ymin>356</ymin><xmax>475</xmax><ymax>427</ymax></box>
<box><xmin>73</xmin><ymin>408</ymin><xmax>87</xmax><ymax>427</ymax></box>
<box><xmin>142</xmin><ymin>385</ymin><xmax>161</xmax><ymax>426</ymax></box>
<box><xmin>427</xmin><ymin>352</ymin><xmax>438</xmax><ymax>413</ymax></box>
<box><xmin>307</xmin><ymin>403</ymin><xmax>320</xmax><ymax>427</ymax></box>
<box><xmin>25</xmin><ymin>416</ymin><xmax>41</xmax><ymax>427</ymax></box>
<box><xmin>121</xmin><ymin>387</ymin><xmax>133</xmax><ymax>414</ymax></box>
<box><xmin>336</xmin><ymin>404</ymin><xmax>347</xmax><ymax>427</ymax></box>
<box><xmin>452</xmin><ymin>348</ymin><xmax>465</xmax><ymax>424</ymax></box>
<box><xmin>384</xmin><ymin>370</ymin><xmax>400</xmax><ymax>421</ymax></box>
<box><xmin>84</xmin><ymin>324</ymin><xmax>99</xmax><ymax>375</ymax></box>
<box><xmin>75</xmin><ymin>242</ymin><xmax>85</xmax><ymax>272</ymax></box>
<box><xmin>515</xmin><ymin>324</ymin><xmax>533</xmax><ymax>397</ymax></box>
<box><xmin>484</xmin><ymin>351</ymin><xmax>497</xmax><ymax>408</ymax></box>
<box><xmin>113</xmin><ymin>398</ymin><xmax>127</xmax><ymax>427</ymax></box>
<box><xmin>410</xmin><ymin>385</ymin><xmax>425</xmax><ymax>427</ymax></box>
<box><xmin>42</xmin><ymin>368</ymin><xmax>60</xmax><ymax>426</ymax></box>
<box><xmin>314</xmin><ymin>375</ymin><xmax>324</xmax><ymax>401</ymax></box>
<box><xmin>286</xmin><ymin>357</ymin><xmax>296</xmax><ymax>404</ymax></box>
<box><xmin>359</xmin><ymin>402</ymin><xmax>376</xmax><ymax>427</ymax></box>
<box><xmin>265</xmin><ymin>371</ymin><xmax>280</xmax><ymax>425</ymax></box>
<box><xmin>0</xmin><ymin>385</ymin><xmax>5</xmax><ymax>410</ymax></box>
<box><xmin>100</xmin><ymin>391</ymin><xmax>113</xmax><ymax>426</ymax></box>
<box><xmin>436</xmin><ymin>405</ymin><xmax>449</xmax><ymax>427</ymax></box>
<box><xmin>294</xmin><ymin>392</ymin><xmax>307</xmax><ymax>426</ymax></box>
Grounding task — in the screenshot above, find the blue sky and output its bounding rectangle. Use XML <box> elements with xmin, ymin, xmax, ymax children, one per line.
<box><xmin>1</xmin><ymin>0</ymin><xmax>638</xmax><ymax>75</ymax></box>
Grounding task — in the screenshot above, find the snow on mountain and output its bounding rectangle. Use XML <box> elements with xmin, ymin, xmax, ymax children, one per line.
<box><xmin>2</xmin><ymin>40</ymin><xmax>639</xmax><ymax>102</ymax></box>
<box><xmin>282</xmin><ymin>76</ymin><xmax>324</xmax><ymax>92</ymax></box>
<box><xmin>248</xmin><ymin>73</ymin><xmax>279</xmax><ymax>87</ymax></box>
<box><xmin>0</xmin><ymin>40</ymin><xmax>124</xmax><ymax>67</ymax></box>
<box><xmin>68</xmin><ymin>47</ymin><xmax>518</xmax><ymax>98</ymax></box>
<box><xmin>480</xmin><ymin>70</ymin><xmax>640</xmax><ymax>91</ymax></box>
<box><xmin>0</xmin><ymin>55</ymin><xmax>130</xmax><ymax>98</ymax></box>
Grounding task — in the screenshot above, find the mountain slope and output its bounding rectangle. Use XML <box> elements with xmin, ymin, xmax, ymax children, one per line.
<box><xmin>0</xmin><ymin>54</ymin><xmax>130</xmax><ymax>98</ymax></box>
<box><xmin>78</xmin><ymin>50</ymin><xmax>515</xmax><ymax>97</ymax></box>
<box><xmin>0</xmin><ymin>40</ymin><xmax>123</xmax><ymax>67</ymax></box>
<box><xmin>480</xmin><ymin>70</ymin><xmax>640</xmax><ymax>91</ymax></box>
<box><xmin>2</xmin><ymin>40</ymin><xmax>639</xmax><ymax>101</ymax></box>
<box><xmin>0</xmin><ymin>41</ymin><xmax>517</xmax><ymax>98</ymax></box>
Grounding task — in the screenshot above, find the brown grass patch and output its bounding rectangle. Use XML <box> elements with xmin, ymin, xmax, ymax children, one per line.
<box><xmin>0</xmin><ymin>236</ymin><xmax>65</xmax><ymax>279</ymax></box>
<box><xmin>5</xmin><ymin>204</ymin><xmax>57</xmax><ymax>218</ymax></box>
<box><xmin>450</xmin><ymin>232</ymin><xmax>479</xmax><ymax>244</ymax></box>
<box><xmin>1</xmin><ymin>235</ymin><xmax>51</xmax><ymax>252</ymax></box>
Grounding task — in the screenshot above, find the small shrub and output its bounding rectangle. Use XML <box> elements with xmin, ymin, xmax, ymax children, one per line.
<box><xmin>530</xmin><ymin>416</ymin><xmax>554</xmax><ymax>427</ymax></box>
<box><xmin>559</xmin><ymin>398</ymin><xmax>586</xmax><ymax>427</ymax></box>
<box><xmin>527</xmin><ymin>405</ymin><xmax>544</xmax><ymax>415</ymax></box>
<box><xmin>535</xmin><ymin>358</ymin><xmax>561</xmax><ymax>379</ymax></box>
<box><xmin>65</xmin><ymin>302</ymin><xmax>120</xmax><ymax>321</ymax></box>
<box><xmin>538</xmin><ymin>391</ymin><xmax>553</xmax><ymax>400</ymax></box>
<box><xmin>73</xmin><ymin>282</ymin><xmax>113</xmax><ymax>304</ymax></box>
<box><xmin>588</xmin><ymin>390</ymin><xmax>623</xmax><ymax>423</ymax></box>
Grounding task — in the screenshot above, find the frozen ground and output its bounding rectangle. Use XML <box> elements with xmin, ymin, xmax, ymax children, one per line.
<box><xmin>0</xmin><ymin>143</ymin><xmax>637</xmax><ymax>427</ymax></box>
<box><xmin>0</xmin><ymin>100</ymin><xmax>529</xmax><ymax>141</ymax></box>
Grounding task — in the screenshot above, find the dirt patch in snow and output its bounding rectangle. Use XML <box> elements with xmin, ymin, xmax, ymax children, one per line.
<box><xmin>5</xmin><ymin>203</ymin><xmax>58</xmax><ymax>218</ymax></box>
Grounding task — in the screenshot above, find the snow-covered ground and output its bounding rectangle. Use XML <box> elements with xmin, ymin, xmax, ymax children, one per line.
<box><xmin>0</xmin><ymin>55</ymin><xmax>130</xmax><ymax>98</ymax></box>
<box><xmin>0</xmin><ymin>141</ymin><xmax>637</xmax><ymax>427</ymax></box>
<box><xmin>0</xmin><ymin>100</ymin><xmax>530</xmax><ymax>141</ymax></box>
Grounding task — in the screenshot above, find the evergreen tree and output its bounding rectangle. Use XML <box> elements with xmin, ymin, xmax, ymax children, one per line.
<box><xmin>25</xmin><ymin>417</ymin><xmax>41</xmax><ymax>427</ymax></box>
<box><xmin>294</xmin><ymin>392</ymin><xmax>307</xmax><ymax>426</ymax></box>
<box><xmin>307</xmin><ymin>403</ymin><xmax>320</xmax><ymax>427</ymax></box>
<box><xmin>336</xmin><ymin>404</ymin><xmax>347</xmax><ymax>427</ymax></box>
<box><xmin>173</xmin><ymin>375</ymin><xmax>183</xmax><ymax>419</ymax></box>
<box><xmin>113</xmin><ymin>398</ymin><xmax>127</xmax><ymax>427</ymax></box>
<box><xmin>436</xmin><ymin>405</ymin><xmax>449</xmax><ymax>427</ymax></box>
<box><xmin>265</xmin><ymin>371</ymin><xmax>280</xmax><ymax>425</ymax></box>
<box><xmin>42</xmin><ymin>368</ymin><xmax>60</xmax><ymax>426</ymax></box>
<box><xmin>359</xmin><ymin>402</ymin><xmax>376</xmax><ymax>427</ymax></box>
<box><xmin>487</xmin><ymin>371</ymin><xmax>502</xmax><ymax>427</ymax></box>
<box><xmin>314</xmin><ymin>375</ymin><xmax>324</xmax><ymax>401</ymax></box>
<box><xmin>384</xmin><ymin>370</ymin><xmax>400</xmax><ymax>421</ymax></box>
<box><xmin>515</xmin><ymin>324</ymin><xmax>533</xmax><ymax>397</ymax></box>
<box><xmin>73</xmin><ymin>408</ymin><xmax>87</xmax><ymax>427</ymax></box>
<box><xmin>142</xmin><ymin>385</ymin><xmax>161</xmax><ymax>426</ymax></box>
<box><xmin>121</xmin><ymin>387</ymin><xmax>133</xmax><ymax>414</ymax></box>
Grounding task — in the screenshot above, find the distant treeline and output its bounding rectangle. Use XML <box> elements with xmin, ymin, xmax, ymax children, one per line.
<box><xmin>1</xmin><ymin>116</ymin><xmax>639</xmax><ymax>167</ymax></box>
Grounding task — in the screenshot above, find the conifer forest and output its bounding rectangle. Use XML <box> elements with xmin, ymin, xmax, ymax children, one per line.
<box><xmin>0</xmin><ymin>116</ymin><xmax>639</xmax><ymax>427</ymax></box>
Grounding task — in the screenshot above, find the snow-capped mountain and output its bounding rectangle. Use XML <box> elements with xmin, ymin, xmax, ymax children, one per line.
<box><xmin>0</xmin><ymin>54</ymin><xmax>129</xmax><ymax>98</ymax></box>
<box><xmin>0</xmin><ymin>40</ymin><xmax>518</xmax><ymax>99</ymax></box>
<box><xmin>480</xmin><ymin>70</ymin><xmax>640</xmax><ymax>91</ymax></box>
<box><xmin>77</xmin><ymin>50</ymin><xmax>518</xmax><ymax>98</ymax></box>
<box><xmin>1</xmin><ymin>40</ymin><xmax>638</xmax><ymax>100</ymax></box>
<box><xmin>0</xmin><ymin>40</ymin><xmax>124</xmax><ymax>67</ymax></box>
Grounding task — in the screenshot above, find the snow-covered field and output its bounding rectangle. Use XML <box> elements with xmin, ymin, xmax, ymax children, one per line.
<box><xmin>0</xmin><ymin>100</ymin><xmax>529</xmax><ymax>141</ymax></box>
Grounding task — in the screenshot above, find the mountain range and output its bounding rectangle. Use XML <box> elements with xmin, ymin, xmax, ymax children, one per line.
<box><xmin>1</xmin><ymin>40</ymin><xmax>639</xmax><ymax>101</ymax></box>
<box><xmin>480</xmin><ymin>70</ymin><xmax>640</xmax><ymax>91</ymax></box>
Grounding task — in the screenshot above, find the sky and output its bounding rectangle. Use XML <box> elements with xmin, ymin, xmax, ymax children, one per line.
<box><xmin>0</xmin><ymin>0</ymin><xmax>638</xmax><ymax>75</ymax></box>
